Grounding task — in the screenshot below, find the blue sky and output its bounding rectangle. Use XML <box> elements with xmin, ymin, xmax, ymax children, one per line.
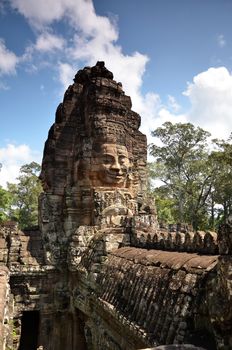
<box><xmin>0</xmin><ymin>0</ymin><xmax>232</xmax><ymax>186</ymax></box>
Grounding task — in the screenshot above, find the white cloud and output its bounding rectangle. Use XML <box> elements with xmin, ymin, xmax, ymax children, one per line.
<box><xmin>0</xmin><ymin>39</ymin><xmax>18</xmax><ymax>75</ymax></box>
<box><xmin>9</xmin><ymin>0</ymin><xmax>68</xmax><ymax>26</ymax></box>
<box><xmin>35</xmin><ymin>32</ymin><xmax>65</xmax><ymax>52</ymax></box>
<box><xmin>0</xmin><ymin>144</ymin><xmax>41</xmax><ymax>188</ymax></box>
<box><xmin>9</xmin><ymin>0</ymin><xmax>118</xmax><ymax>42</ymax></box>
<box><xmin>140</xmin><ymin>67</ymin><xmax>232</xmax><ymax>148</ymax></box>
<box><xmin>183</xmin><ymin>67</ymin><xmax>232</xmax><ymax>139</ymax></box>
<box><xmin>167</xmin><ymin>95</ymin><xmax>181</xmax><ymax>112</ymax></box>
<box><xmin>9</xmin><ymin>0</ymin><xmax>134</xmax><ymax>91</ymax></box>
<box><xmin>138</xmin><ymin>94</ymin><xmax>187</xmax><ymax>146</ymax></box>
<box><xmin>217</xmin><ymin>34</ymin><xmax>226</xmax><ymax>48</ymax></box>
<box><xmin>58</xmin><ymin>62</ymin><xmax>76</xmax><ymax>90</ymax></box>
<box><xmin>143</xmin><ymin>66</ymin><xmax>232</xmax><ymax>148</ymax></box>
<box><xmin>136</xmin><ymin>92</ymin><xmax>162</xmax><ymax>144</ymax></box>
<box><xmin>70</xmin><ymin>36</ymin><xmax>149</xmax><ymax>105</ymax></box>
<box><xmin>20</xmin><ymin>0</ymin><xmax>149</xmax><ymax>110</ymax></box>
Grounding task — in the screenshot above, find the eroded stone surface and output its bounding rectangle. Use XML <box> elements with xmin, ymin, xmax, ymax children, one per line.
<box><xmin>0</xmin><ymin>267</ymin><xmax>10</xmax><ymax>350</ymax></box>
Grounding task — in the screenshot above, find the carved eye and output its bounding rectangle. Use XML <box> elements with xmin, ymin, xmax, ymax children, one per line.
<box><xmin>119</xmin><ymin>156</ymin><xmax>128</xmax><ymax>164</ymax></box>
<box><xmin>103</xmin><ymin>155</ymin><xmax>114</xmax><ymax>164</ymax></box>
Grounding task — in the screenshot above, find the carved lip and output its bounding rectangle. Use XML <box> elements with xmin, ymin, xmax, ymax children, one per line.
<box><xmin>106</xmin><ymin>172</ymin><xmax>125</xmax><ymax>182</ymax></box>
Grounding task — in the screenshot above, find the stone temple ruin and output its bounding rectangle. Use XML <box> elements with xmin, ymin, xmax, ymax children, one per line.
<box><xmin>0</xmin><ymin>62</ymin><xmax>232</xmax><ymax>350</ymax></box>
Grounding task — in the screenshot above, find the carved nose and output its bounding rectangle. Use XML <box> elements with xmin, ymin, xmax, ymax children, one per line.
<box><xmin>111</xmin><ymin>160</ymin><xmax>120</xmax><ymax>171</ymax></box>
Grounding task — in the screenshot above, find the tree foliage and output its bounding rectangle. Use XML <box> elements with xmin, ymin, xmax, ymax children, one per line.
<box><xmin>0</xmin><ymin>162</ymin><xmax>42</xmax><ymax>228</ymax></box>
<box><xmin>0</xmin><ymin>186</ymin><xmax>13</xmax><ymax>223</ymax></box>
<box><xmin>209</xmin><ymin>137</ymin><xmax>232</xmax><ymax>227</ymax></box>
<box><xmin>149</xmin><ymin>122</ymin><xmax>232</xmax><ymax>230</ymax></box>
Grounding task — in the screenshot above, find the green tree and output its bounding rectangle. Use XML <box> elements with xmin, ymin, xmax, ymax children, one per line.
<box><xmin>149</xmin><ymin>122</ymin><xmax>213</xmax><ymax>229</ymax></box>
<box><xmin>152</xmin><ymin>187</ymin><xmax>176</xmax><ymax>224</ymax></box>
<box><xmin>0</xmin><ymin>163</ymin><xmax>13</xmax><ymax>223</ymax></box>
<box><xmin>209</xmin><ymin>136</ymin><xmax>232</xmax><ymax>227</ymax></box>
<box><xmin>7</xmin><ymin>162</ymin><xmax>42</xmax><ymax>228</ymax></box>
<box><xmin>0</xmin><ymin>186</ymin><xmax>13</xmax><ymax>223</ymax></box>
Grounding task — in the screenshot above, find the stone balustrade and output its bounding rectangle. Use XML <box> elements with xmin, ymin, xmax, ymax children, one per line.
<box><xmin>131</xmin><ymin>218</ymin><xmax>218</xmax><ymax>254</ymax></box>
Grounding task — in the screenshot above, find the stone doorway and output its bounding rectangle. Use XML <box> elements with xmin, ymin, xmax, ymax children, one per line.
<box><xmin>187</xmin><ymin>329</ymin><xmax>217</xmax><ymax>350</ymax></box>
<box><xmin>73</xmin><ymin>309</ymin><xmax>88</xmax><ymax>350</ymax></box>
<box><xmin>18</xmin><ymin>311</ymin><xmax>40</xmax><ymax>350</ymax></box>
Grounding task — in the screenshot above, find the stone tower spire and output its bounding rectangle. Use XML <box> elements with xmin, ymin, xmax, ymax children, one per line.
<box><xmin>39</xmin><ymin>62</ymin><xmax>155</xmax><ymax>264</ymax></box>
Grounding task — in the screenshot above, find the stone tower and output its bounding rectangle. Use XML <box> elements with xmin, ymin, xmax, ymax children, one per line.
<box><xmin>39</xmin><ymin>61</ymin><xmax>156</xmax><ymax>266</ymax></box>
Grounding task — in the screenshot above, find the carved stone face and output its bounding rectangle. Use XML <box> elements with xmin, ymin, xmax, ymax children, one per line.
<box><xmin>98</xmin><ymin>144</ymin><xmax>130</xmax><ymax>185</ymax></box>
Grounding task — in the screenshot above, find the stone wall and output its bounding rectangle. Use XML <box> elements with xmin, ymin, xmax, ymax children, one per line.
<box><xmin>75</xmin><ymin>244</ymin><xmax>218</xmax><ymax>349</ymax></box>
<box><xmin>131</xmin><ymin>219</ymin><xmax>218</xmax><ymax>254</ymax></box>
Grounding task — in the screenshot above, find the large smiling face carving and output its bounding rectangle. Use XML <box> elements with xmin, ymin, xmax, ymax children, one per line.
<box><xmin>97</xmin><ymin>143</ymin><xmax>130</xmax><ymax>185</ymax></box>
